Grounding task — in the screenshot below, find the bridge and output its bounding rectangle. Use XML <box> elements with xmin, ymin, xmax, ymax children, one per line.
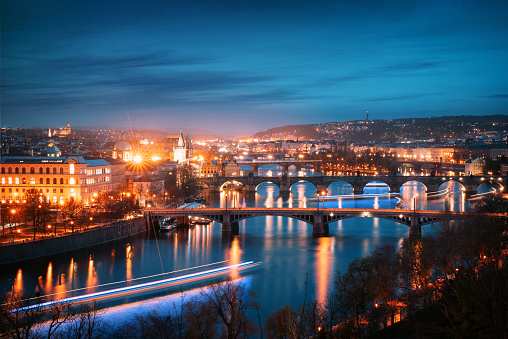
<box><xmin>200</xmin><ymin>174</ymin><xmax>506</xmax><ymax>195</ymax></box>
<box><xmin>145</xmin><ymin>207</ymin><xmax>507</xmax><ymax>237</ymax></box>
<box><xmin>235</xmin><ymin>159</ymin><xmax>321</xmax><ymax>172</ymax></box>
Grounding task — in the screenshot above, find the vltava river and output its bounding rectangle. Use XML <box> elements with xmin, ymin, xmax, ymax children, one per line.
<box><xmin>0</xmin><ymin>179</ymin><xmax>492</xmax><ymax>320</ymax></box>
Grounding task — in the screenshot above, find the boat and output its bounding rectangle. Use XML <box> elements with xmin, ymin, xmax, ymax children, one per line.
<box><xmin>159</xmin><ymin>218</ymin><xmax>179</xmax><ymax>231</ymax></box>
<box><xmin>191</xmin><ymin>217</ymin><xmax>212</xmax><ymax>225</ymax></box>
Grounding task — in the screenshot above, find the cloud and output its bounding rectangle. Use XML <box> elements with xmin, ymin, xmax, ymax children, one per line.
<box><xmin>477</xmin><ymin>94</ymin><xmax>508</xmax><ymax>99</ymax></box>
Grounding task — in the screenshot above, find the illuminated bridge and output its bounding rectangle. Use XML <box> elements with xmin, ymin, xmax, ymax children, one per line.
<box><xmin>200</xmin><ymin>174</ymin><xmax>506</xmax><ymax>195</ymax></box>
<box><xmin>145</xmin><ymin>207</ymin><xmax>508</xmax><ymax>236</ymax></box>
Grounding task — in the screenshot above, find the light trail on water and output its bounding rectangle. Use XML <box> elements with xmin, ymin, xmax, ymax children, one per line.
<box><xmin>10</xmin><ymin>261</ymin><xmax>259</xmax><ymax>313</ymax></box>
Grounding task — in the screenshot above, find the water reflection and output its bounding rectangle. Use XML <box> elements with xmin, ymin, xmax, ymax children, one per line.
<box><xmin>315</xmin><ymin>237</ymin><xmax>333</xmax><ymax>304</ymax></box>
<box><xmin>87</xmin><ymin>255</ymin><xmax>97</xmax><ymax>292</ymax></box>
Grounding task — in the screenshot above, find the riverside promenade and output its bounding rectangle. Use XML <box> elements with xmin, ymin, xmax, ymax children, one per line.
<box><xmin>0</xmin><ymin>217</ymin><xmax>148</xmax><ymax>264</ymax></box>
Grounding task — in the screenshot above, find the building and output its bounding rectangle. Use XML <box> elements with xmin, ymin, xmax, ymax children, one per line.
<box><xmin>0</xmin><ymin>156</ymin><xmax>85</xmax><ymax>205</ymax></box>
<box><xmin>224</xmin><ymin>160</ymin><xmax>241</xmax><ymax>177</ymax></box>
<box><xmin>48</xmin><ymin>122</ymin><xmax>71</xmax><ymax>137</ymax></box>
<box><xmin>200</xmin><ymin>161</ymin><xmax>219</xmax><ymax>177</ymax></box>
<box><xmin>1</xmin><ymin>155</ymin><xmax>128</xmax><ymax>207</ymax></box>
<box><xmin>173</xmin><ymin>132</ymin><xmax>193</xmax><ymax>164</ymax></box>
<box><xmin>112</xmin><ymin>137</ymin><xmax>133</xmax><ymax>161</ymax></box>
<box><xmin>464</xmin><ymin>157</ymin><xmax>485</xmax><ymax>175</ymax></box>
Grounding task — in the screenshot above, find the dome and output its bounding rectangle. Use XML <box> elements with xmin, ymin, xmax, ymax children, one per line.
<box><xmin>114</xmin><ymin>140</ymin><xmax>132</xmax><ymax>151</ymax></box>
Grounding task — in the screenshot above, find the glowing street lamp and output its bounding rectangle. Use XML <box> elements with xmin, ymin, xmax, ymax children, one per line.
<box><xmin>413</xmin><ymin>194</ymin><xmax>418</xmax><ymax>212</ymax></box>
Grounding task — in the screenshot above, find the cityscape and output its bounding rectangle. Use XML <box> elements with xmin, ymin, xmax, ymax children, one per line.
<box><xmin>1</xmin><ymin>0</ymin><xmax>508</xmax><ymax>338</ymax></box>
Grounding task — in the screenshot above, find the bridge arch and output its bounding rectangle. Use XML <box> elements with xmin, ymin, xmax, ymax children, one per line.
<box><xmin>363</xmin><ymin>180</ymin><xmax>392</xmax><ymax>193</ymax></box>
<box><xmin>255</xmin><ymin>180</ymin><xmax>281</xmax><ymax>193</ymax></box>
<box><xmin>327</xmin><ymin>180</ymin><xmax>354</xmax><ymax>195</ymax></box>
<box><xmin>477</xmin><ymin>180</ymin><xmax>504</xmax><ymax>194</ymax></box>
<box><xmin>401</xmin><ymin>180</ymin><xmax>428</xmax><ymax>193</ymax></box>
<box><xmin>438</xmin><ymin>180</ymin><xmax>466</xmax><ymax>194</ymax></box>
<box><xmin>289</xmin><ymin>180</ymin><xmax>317</xmax><ymax>196</ymax></box>
<box><xmin>219</xmin><ymin>180</ymin><xmax>245</xmax><ymax>191</ymax></box>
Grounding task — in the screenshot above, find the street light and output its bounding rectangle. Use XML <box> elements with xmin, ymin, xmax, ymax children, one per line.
<box><xmin>225</xmin><ymin>192</ymin><xmax>228</xmax><ymax>211</ymax></box>
<box><xmin>321</xmin><ymin>190</ymin><xmax>326</xmax><ymax>210</ymax></box>
<box><xmin>10</xmin><ymin>209</ymin><xmax>16</xmax><ymax>232</ymax></box>
<box><xmin>413</xmin><ymin>194</ymin><xmax>418</xmax><ymax>212</ymax></box>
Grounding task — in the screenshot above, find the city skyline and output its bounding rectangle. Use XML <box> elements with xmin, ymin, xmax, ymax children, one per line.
<box><xmin>2</xmin><ymin>0</ymin><xmax>508</xmax><ymax>136</ymax></box>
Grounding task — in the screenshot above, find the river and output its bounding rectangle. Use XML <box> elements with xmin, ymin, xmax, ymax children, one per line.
<box><xmin>0</xmin><ymin>178</ymin><xmax>494</xmax><ymax>323</ymax></box>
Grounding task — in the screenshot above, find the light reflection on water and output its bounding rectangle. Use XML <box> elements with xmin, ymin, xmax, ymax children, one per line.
<box><xmin>0</xmin><ymin>179</ymin><xmax>498</xmax><ymax>317</ymax></box>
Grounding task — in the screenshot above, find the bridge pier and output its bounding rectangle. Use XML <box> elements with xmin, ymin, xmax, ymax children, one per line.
<box><xmin>353</xmin><ymin>186</ymin><xmax>364</xmax><ymax>195</ymax></box>
<box><xmin>409</xmin><ymin>213</ymin><xmax>421</xmax><ymax>237</ymax></box>
<box><xmin>222</xmin><ymin>217</ymin><xmax>239</xmax><ymax>234</ymax></box>
<box><xmin>312</xmin><ymin>213</ymin><xmax>329</xmax><ymax>236</ymax></box>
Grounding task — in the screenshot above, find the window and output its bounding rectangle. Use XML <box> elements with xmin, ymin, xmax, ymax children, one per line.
<box><xmin>60</xmin><ymin>178</ymin><xmax>63</xmax><ymax>184</ymax></box>
<box><xmin>40</xmin><ymin>178</ymin><xmax>43</xmax><ymax>184</ymax></box>
<box><xmin>53</xmin><ymin>196</ymin><xmax>57</xmax><ymax>204</ymax></box>
<box><xmin>1</xmin><ymin>188</ymin><xmax>4</xmax><ymax>193</ymax></box>
<box><xmin>15</xmin><ymin>178</ymin><xmax>19</xmax><ymax>184</ymax></box>
<box><xmin>22</xmin><ymin>178</ymin><xmax>26</xmax><ymax>184</ymax></box>
<box><xmin>8</xmin><ymin>168</ymin><xmax>12</xmax><ymax>174</ymax></box>
<box><xmin>53</xmin><ymin>178</ymin><xmax>57</xmax><ymax>185</ymax></box>
<box><xmin>60</xmin><ymin>168</ymin><xmax>63</xmax><ymax>174</ymax></box>
<box><xmin>22</xmin><ymin>168</ymin><xmax>26</xmax><ymax>174</ymax></box>
<box><xmin>60</xmin><ymin>196</ymin><xmax>64</xmax><ymax>205</ymax></box>
<box><xmin>31</xmin><ymin>178</ymin><xmax>35</xmax><ymax>185</ymax></box>
<box><xmin>70</xmin><ymin>178</ymin><xmax>75</xmax><ymax>185</ymax></box>
<box><xmin>1</xmin><ymin>168</ymin><xmax>4</xmax><ymax>174</ymax></box>
<box><xmin>46</xmin><ymin>168</ymin><xmax>50</xmax><ymax>174</ymax></box>
<box><xmin>60</xmin><ymin>189</ymin><xmax>63</xmax><ymax>193</ymax></box>
<box><xmin>8</xmin><ymin>178</ymin><xmax>12</xmax><ymax>184</ymax></box>
<box><xmin>15</xmin><ymin>168</ymin><xmax>19</xmax><ymax>174</ymax></box>
<box><xmin>30</xmin><ymin>167</ymin><xmax>35</xmax><ymax>174</ymax></box>
<box><xmin>53</xmin><ymin>189</ymin><xmax>56</xmax><ymax>193</ymax></box>
<box><xmin>39</xmin><ymin>167</ymin><xmax>43</xmax><ymax>174</ymax></box>
<box><xmin>70</xmin><ymin>164</ymin><xmax>74</xmax><ymax>175</ymax></box>
<box><xmin>1</xmin><ymin>178</ymin><xmax>4</xmax><ymax>184</ymax></box>
<box><xmin>46</xmin><ymin>178</ymin><xmax>50</xmax><ymax>184</ymax></box>
<box><xmin>53</xmin><ymin>168</ymin><xmax>57</xmax><ymax>174</ymax></box>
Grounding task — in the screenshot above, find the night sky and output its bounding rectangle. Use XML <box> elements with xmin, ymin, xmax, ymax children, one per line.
<box><xmin>2</xmin><ymin>0</ymin><xmax>508</xmax><ymax>136</ymax></box>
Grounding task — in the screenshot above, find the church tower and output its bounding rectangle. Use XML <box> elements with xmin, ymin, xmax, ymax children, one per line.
<box><xmin>173</xmin><ymin>132</ymin><xmax>188</xmax><ymax>164</ymax></box>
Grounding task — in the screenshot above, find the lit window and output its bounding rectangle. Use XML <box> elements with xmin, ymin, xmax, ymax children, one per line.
<box><xmin>70</xmin><ymin>178</ymin><xmax>75</xmax><ymax>185</ymax></box>
<box><xmin>70</xmin><ymin>164</ymin><xmax>74</xmax><ymax>175</ymax></box>
<box><xmin>8</xmin><ymin>178</ymin><xmax>12</xmax><ymax>184</ymax></box>
<box><xmin>53</xmin><ymin>196</ymin><xmax>57</xmax><ymax>204</ymax></box>
<box><xmin>15</xmin><ymin>178</ymin><xmax>19</xmax><ymax>184</ymax></box>
<box><xmin>60</xmin><ymin>196</ymin><xmax>64</xmax><ymax>205</ymax></box>
<box><xmin>1</xmin><ymin>178</ymin><xmax>4</xmax><ymax>185</ymax></box>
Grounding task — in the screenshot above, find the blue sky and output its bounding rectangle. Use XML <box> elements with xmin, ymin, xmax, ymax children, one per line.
<box><xmin>1</xmin><ymin>0</ymin><xmax>508</xmax><ymax>136</ymax></box>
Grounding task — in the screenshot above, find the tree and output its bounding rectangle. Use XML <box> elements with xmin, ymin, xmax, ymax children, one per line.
<box><xmin>334</xmin><ymin>257</ymin><xmax>376</xmax><ymax>337</ymax></box>
<box><xmin>264</xmin><ymin>305</ymin><xmax>299</xmax><ymax>339</ymax></box>
<box><xmin>22</xmin><ymin>189</ymin><xmax>55</xmax><ymax>239</ymax></box>
<box><xmin>199</xmin><ymin>279</ymin><xmax>257</xmax><ymax>338</ymax></box>
<box><xmin>62</xmin><ymin>199</ymin><xmax>83</xmax><ymax>233</ymax></box>
<box><xmin>177</xmin><ymin>163</ymin><xmax>200</xmax><ymax>198</ymax></box>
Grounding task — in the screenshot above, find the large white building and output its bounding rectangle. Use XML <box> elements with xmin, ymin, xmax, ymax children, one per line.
<box><xmin>1</xmin><ymin>155</ymin><xmax>127</xmax><ymax>206</ymax></box>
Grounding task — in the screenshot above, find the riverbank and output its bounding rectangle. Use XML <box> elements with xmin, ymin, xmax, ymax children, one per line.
<box><xmin>0</xmin><ymin>217</ymin><xmax>148</xmax><ymax>265</ymax></box>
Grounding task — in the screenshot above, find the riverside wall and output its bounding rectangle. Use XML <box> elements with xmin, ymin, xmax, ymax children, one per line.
<box><xmin>0</xmin><ymin>217</ymin><xmax>148</xmax><ymax>264</ymax></box>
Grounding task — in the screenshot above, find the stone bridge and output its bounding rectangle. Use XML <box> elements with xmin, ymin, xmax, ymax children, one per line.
<box><xmin>200</xmin><ymin>174</ymin><xmax>506</xmax><ymax>195</ymax></box>
<box><xmin>145</xmin><ymin>207</ymin><xmax>507</xmax><ymax>237</ymax></box>
<box><xmin>236</xmin><ymin>159</ymin><xmax>322</xmax><ymax>172</ymax></box>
